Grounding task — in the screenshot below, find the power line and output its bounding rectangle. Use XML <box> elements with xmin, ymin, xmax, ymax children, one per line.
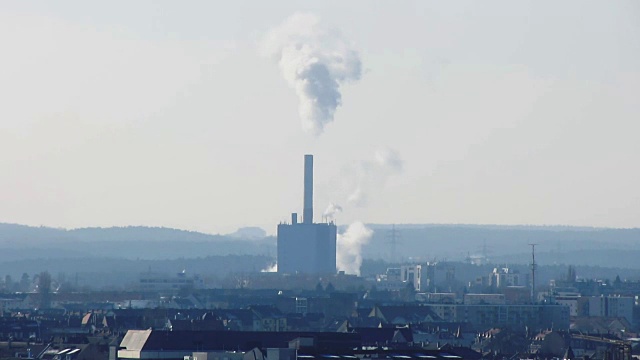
<box><xmin>386</xmin><ymin>224</ymin><xmax>402</xmax><ymax>263</ymax></box>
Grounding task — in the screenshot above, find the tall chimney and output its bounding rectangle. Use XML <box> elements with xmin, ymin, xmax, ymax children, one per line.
<box><xmin>303</xmin><ymin>154</ymin><xmax>313</xmax><ymax>224</ymax></box>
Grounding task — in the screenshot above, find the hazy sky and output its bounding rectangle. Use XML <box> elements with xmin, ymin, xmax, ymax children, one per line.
<box><xmin>1</xmin><ymin>1</ymin><xmax>638</xmax><ymax>234</ymax></box>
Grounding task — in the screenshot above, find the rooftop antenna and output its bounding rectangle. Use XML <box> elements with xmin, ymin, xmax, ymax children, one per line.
<box><xmin>529</xmin><ymin>243</ymin><xmax>538</xmax><ymax>303</ymax></box>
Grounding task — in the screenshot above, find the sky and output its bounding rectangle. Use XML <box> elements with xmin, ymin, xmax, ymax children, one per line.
<box><xmin>0</xmin><ymin>1</ymin><xmax>638</xmax><ymax>235</ymax></box>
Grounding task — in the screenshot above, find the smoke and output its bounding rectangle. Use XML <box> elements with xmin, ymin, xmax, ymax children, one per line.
<box><xmin>374</xmin><ymin>148</ymin><xmax>404</xmax><ymax>173</ymax></box>
<box><xmin>346</xmin><ymin>185</ymin><xmax>366</xmax><ymax>206</ymax></box>
<box><xmin>323</xmin><ymin>202</ymin><xmax>343</xmax><ymax>221</ymax></box>
<box><xmin>261</xmin><ymin>263</ymin><xmax>277</xmax><ymax>273</ymax></box>
<box><xmin>337</xmin><ymin>222</ymin><xmax>373</xmax><ymax>276</ymax></box>
<box><xmin>262</xmin><ymin>13</ymin><xmax>362</xmax><ymax>135</ymax></box>
<box><xmin>347</xmin><ymin>148</ymin><xmax>404</xmax><ymax>206</ymax></box>
<box><xmin>319</xmin><ymin>149</ymin><xmax>402</xmax><ymax>275</ymax></box>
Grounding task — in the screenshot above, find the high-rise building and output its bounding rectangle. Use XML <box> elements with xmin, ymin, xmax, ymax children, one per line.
<box><xmin>277</xmin><ymin>155</ymin><xmax>337</xmax><ymax>274</ymax></box>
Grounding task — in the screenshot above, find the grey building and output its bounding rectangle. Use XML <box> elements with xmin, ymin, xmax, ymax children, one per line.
<box><xmin>420</xmin><ymin>303</ymin><xmax>570</xmax><ymax>330</ymax></box>
<box><xmin>277</xmin><ymin>155</ymin><xmax>337</xmax><ymax>275</ymax></box>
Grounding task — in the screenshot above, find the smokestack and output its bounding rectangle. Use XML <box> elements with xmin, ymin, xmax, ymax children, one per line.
<box><xmin>303</xmin><ymin>154</ymin><xmax>313</xmax><ymax>224</ymax></box>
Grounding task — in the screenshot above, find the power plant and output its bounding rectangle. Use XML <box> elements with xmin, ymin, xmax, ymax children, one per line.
<box><xmin>277</xmin><ymin>155</ymin><xmax>337</xmax><ymax>274</ymax></box>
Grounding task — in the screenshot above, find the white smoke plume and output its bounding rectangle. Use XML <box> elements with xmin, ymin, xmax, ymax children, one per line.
<box><xmin>347</xmin><ymin>148</ymin><xmax>404</xmax><ymax>206</ymax></box>
<box><xmin>337</xmin><ymin>222</ymin><xmax>373</xmax><ymax>276</ymax></box>
<box><xmin>323</xmin><ymin>202</ymin><xmax>343</xmax><ymax>221</ymax></box>
<box><xmin>261</xmin><ymin>263</ymin><xmax>277</xmax><ymax>273</ymax></box>
<box><xmin>323</xmin><ymin>150</ymin><xmax>401</xmax><ymax>275</ymax></box>
<box><xmin>262</xmin><ymin>13</ymin><xmax>362</xmax><ymax>135</ymax></box>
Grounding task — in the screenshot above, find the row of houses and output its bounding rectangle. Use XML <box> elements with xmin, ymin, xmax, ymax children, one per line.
<box><xmin>117</xmin><ymin>328</ymin><xmax>482</xmax><ymax>360</ymax></box>
<box><xmin>116</xmin><ymin>327</ymin><xmax>638</xmax><ymax>360</ymax></box>
<box><xmin>0</xmin><ymin>301</ymin><xmax>570</xmax><ymax>339</ymax></box>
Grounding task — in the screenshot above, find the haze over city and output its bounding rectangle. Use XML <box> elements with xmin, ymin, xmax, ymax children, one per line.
<box><xmin>1</xmin><ymin>1</ymin><xmax>638</xmax><ymax>235</ymax></box>
<box><xmin>3</xmin><ymin>3</ymin><xmax>640</xmax><ymax>360</ymax></box>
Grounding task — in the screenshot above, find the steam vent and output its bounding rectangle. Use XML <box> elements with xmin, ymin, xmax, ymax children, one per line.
<box><xmin>277</xmin><ymin>154</ymin><xmax>337</xmax><ymax>274</ymax></box>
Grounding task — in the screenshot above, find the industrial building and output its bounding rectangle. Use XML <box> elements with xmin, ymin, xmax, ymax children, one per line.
<box><xmin>277</xmin><ymin>155</ymin><xmax>337</xmax><ymax>275</ymax></box>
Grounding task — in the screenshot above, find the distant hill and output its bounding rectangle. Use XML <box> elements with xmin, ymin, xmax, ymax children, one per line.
<box><xmin>0</xmin><ymin>223</ymin><xmax>229</xmax><ymax>243</ymax></box>
<box><xmin>1</xmin><ymin>222</ymin><xmax>640</xmax><ymax>289</ymax></box>
<box><xmin>0</xmin><ymin>223</ymin><xmax>276</xmax><ymax>261</ymax></box>
<box><xmin>361</xmin><ymin>224</ymin><xmax>640</xmax><ymax>264</ymax></box>
<box><xmin>0</xmin><ymin>223</ymin><xmax>73</xmax><ymax>243</ymax></box>
<box><xmin>1</xmin><ymin>222</ymin><xmax>639</xmax><ymax>268</ymax></box>
<box><xmin>0</xmin><ymin>254</ymin><xmax>273</xmax><ymax>288</ymax></box>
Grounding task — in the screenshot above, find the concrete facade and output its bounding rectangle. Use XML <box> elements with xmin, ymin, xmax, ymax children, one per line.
<box><xmin>277</xmin><ymin>222</ymin><xmax>336</xmax><ymax>274</ymax></box>
<box><xmin>277</xmin><ymin>155</ymin><xmax>337</xmax><ymax>275</ymax></box>
<box><xmin>587</xmin><ymin>295</ymin><xmax>634</xmax><ymax>323</ymax></box>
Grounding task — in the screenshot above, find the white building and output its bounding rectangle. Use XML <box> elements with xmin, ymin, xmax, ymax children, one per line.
<box><xmin>490</xmin><ymin>267</ymin><xmax>529</xmax><ymax>288</ymax></box>
<box><xmin>553</xmin><ymin>291</ymin><xmax>581</xmax><ymax>316</ymax></box>
<box><xmin>376</xmin><ymin>265</ymin><xmax>422</xmax><ymax>291</ymax></box>
<box><xmin>402</xmin><ymin>265</ymin><xmax>422</xmax><ymax>292</ymax></box>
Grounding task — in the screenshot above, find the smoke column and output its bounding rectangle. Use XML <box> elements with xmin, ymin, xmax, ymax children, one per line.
<box><xmin>337</xmin><ymin>222</ymin><xmax>373</xmax><ymax>276</ymax></box>
<box><xmin>323</xmin><ymin>202</ymin><xmax>343</xmax><ymax>221</ymax></box>
<box><xmin>347</xmin><ymin>148</ymin><xmax>404</xmax><ymax>206</ymax></box>
<box><xmin>324</xmin><ymin>149</ymin><xmax>403</xmax><ymax>275</ymax></box>
<box><xmin>263</xmin><ymin>13</ymin><xmax>362</xmax><ymax>135</ymax></box>
<box><xmin>261</xmin><ymin>263</ymin><xmax>277</xmax><ymax>273</ymax></box>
